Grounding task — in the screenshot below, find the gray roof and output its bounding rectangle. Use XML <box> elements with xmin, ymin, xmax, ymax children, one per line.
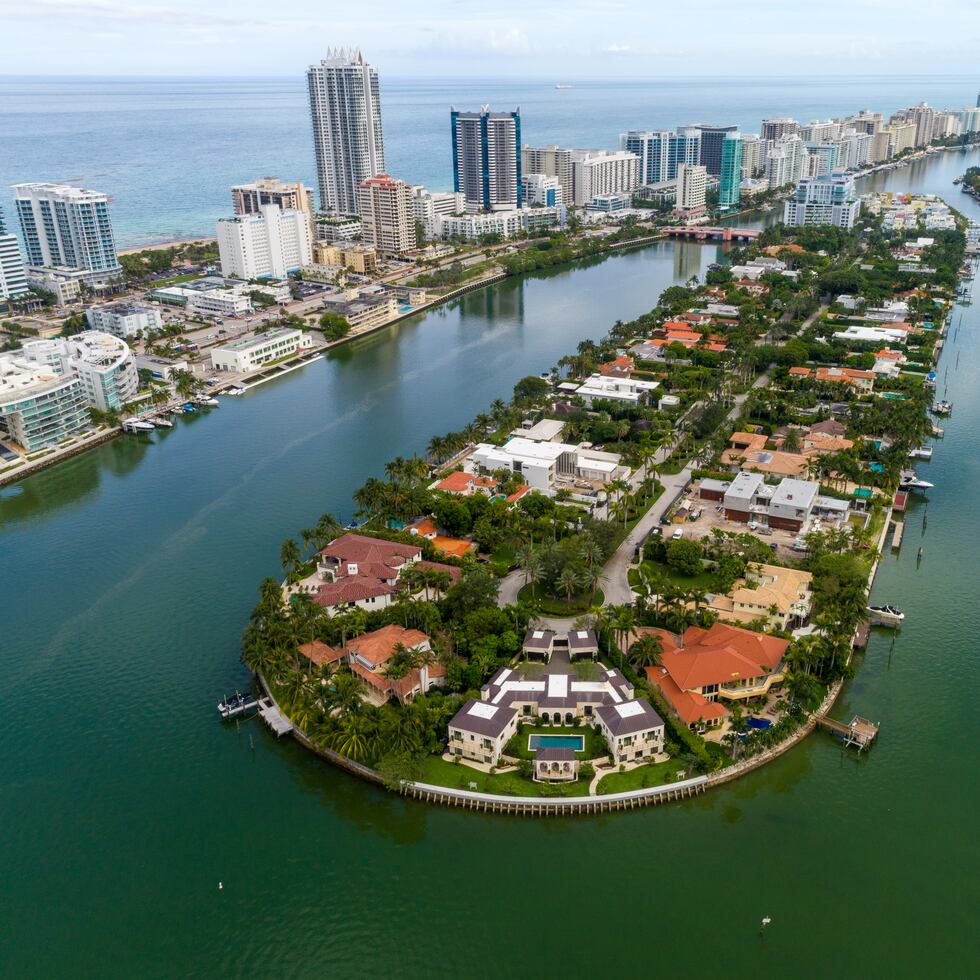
<box><xmin>522</xmin><ymin>628</ymin><xmax>555</xmax><ymax>650</ymax></box>
<box><xmin>535</xmin><ymin>747</ymin><xmax>577</xmax><ymax>762</ymax></box>
<box><xmin>449</xmin><ymin>698</ymin><xmax>517</xmax><ymax>739</ymax></box>
<box><xmin>596</xmin><ymin>698</ymin><xmax>664</xmax><ymax>737</ymax></box>
<box><xmin>567</xmin><ymin>629</ymin><xmax>598</xmax><ymax>650</ymax></box>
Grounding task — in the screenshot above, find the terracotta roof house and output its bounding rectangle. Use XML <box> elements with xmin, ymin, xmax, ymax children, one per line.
<box><xmin>808</xmin><ymin>418</ymin><xmax>846</xmax><ymax>437</ymax></box>
<box><xmin>313</xmin><ymin>533</ymin><xmax>422</xmax><ymax>616</ymax></box>
<box><xmin>598</xmin><ymin>355</ymin><xmax>634</xmax><ymax>378</ymax></box>
<box><xmin>346</xmin><ymin>625</ymin><xmax>442</xmax><ymax>705</ymax></box>
<box><xmin>406</xmin><ymin>517</ymin><xmax>478</xmax><ymax>558</ymax></box>
<box><xmin>297</xmin><ymin>639</ymin><xmax>346</xmax><ymax>667</ymax></box>
<box><xmin>642</xmin><ymin>623</ymin><xmax>790</xmax><ymax>730</ymax></box>
<box><xmin>789</xmin><ymin>366</ymin><xmax>875</xmax><ymax>393</ymax></box>
<box><xmin>432</xmin><ymin>471</ymin><xmax>499</xmax><ymax>496</ymax></box>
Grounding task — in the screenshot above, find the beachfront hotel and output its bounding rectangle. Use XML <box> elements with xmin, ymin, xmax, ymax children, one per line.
<box><xmin>217</xmin><ymin>204</ymin><xmax>313</xmax><ymax>280</ymax></box>
<box><xmin>307</xmin><ymin>49</ymin><xmax>386</xmax><ymax>215</ymax></box>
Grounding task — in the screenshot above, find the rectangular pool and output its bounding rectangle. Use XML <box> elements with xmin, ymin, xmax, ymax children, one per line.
<box><xmin>528</xmin><ymin>734</ymin><xmax>585</xmax><ymax>752</ymax></box>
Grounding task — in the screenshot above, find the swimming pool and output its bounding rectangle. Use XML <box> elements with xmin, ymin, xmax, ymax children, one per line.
<box><xmin>747</xmin><ymin>717</ymin><xmax>772</xmax><ymax>730</ymax></box>
<box><xmin>528</xmin><ymin>734</ymin><xmax>585</xmax><ymax>752</ymax></box>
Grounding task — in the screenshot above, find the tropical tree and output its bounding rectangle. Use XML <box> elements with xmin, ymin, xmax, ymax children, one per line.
<box><xmin>628</xmin><ymin>634</ymin><xmax>663</xmax><ymax>670</ymax></box>
<box><xmin>279</xmin><ymin>537</ymin><xmax>301</xmax><ymax>576</ymax></box>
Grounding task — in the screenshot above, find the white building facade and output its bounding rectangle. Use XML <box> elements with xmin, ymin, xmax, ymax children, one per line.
<box><xmin>85</xmin><ymin>302</ymin><xmax>163</xmax><ymax>339</ymax></box>
<box><xmin>307</xmin><ymin>49</ymin><xmax>385</xmax><ymax>214</ymax></box>
<box><xmin>570</xmin><ymin>149</ymin><xmax>640</xmax><ymax>206</ymax></box>
<box><xmin>783</xmin><ymin>174</ymin><xmax>861</xmax><ymax>229</ymax></box>
<box><xmin>211</xmin><ymin>328</ymin><xmax>313</xmax><ymax>373</ymax></box>
<box><xmin>217</xmin><ymin>204</ymin><xmax>313</xmax><ymax>280</ymax></box>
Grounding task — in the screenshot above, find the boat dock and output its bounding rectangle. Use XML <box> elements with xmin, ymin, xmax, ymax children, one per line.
<box><xmin>891</xmin><ymin>520</ymin><xmax>904</xmax><ymax>550</ymax></box>
<box><xmin>814</xmin><ymin>714</ymin><xmax>880</xmax><ymax>752</ymax></box>
<box><xmin>217</xmin><ymin>692</ymin><xmax>259</xmax><ymax>719</ymax></box>
<box><xmin>219</xmin><ymin>350</ymin><xmax>324</xmax><ymax>395</ymax></box>
<box><xmin>892</xmin><ymin>490</ymin><xmax>909</xmax><ymax>513</ymax></box>
<box><xmin>257</xmin><ymin>697</ymin><xmax>294</xmax><ymax>737</ymax></box>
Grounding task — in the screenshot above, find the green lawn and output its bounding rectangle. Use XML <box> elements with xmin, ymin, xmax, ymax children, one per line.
<box><xmin>490</xmin><ymin>542</ymin><xmax>515</xmax><ymax>575</ymax></box>
<box><xmin>147</xmin><ymin>272</ymin><xmax>199</xmax><ymax>288</ymax></box>
<box><xmin>418</xmin><ymin>755</ymin><xmax>591</xmax><ymax>797</ymax></box>
<box><xmin>630</xmin><ymin>558</ymin><xmax>720</xmax><ymax>593</ymax></box>
<box><xmin>517</xmin><ymin>583</ymin><xmax>603</xmax><ymax>614</ymax></box>
<box><xmin>595</xmin><ymin>758</ymin><xmax>688</xmax><ymax>794</ymax></box>
<box><xmin>504</xmin><ymin>722</ymin><xmax>609</xmax><ymax>761</ymax></box>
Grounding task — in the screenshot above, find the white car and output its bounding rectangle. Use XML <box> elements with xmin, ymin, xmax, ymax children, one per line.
<box><xmin>671</xmin><ymin>528</ymin><xmax>683</xmax><ymax>541</ymax></box>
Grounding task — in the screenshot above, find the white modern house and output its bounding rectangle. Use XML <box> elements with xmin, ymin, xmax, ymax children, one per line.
<box><xmin>574</xmin><ymin>374</ymin><xmax>661</xmax><ymax>406</ymax></box>
<box><xmin>471</xmin><ymin>435</ymin><xmax>627</xmax><ymax>491</ymax></box>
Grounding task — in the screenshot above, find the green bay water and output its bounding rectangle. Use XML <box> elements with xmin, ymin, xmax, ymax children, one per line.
<box><xmin>2</xmin><ymin>151</ymin><xmax>980</xmax><ymax>976</ymax></box>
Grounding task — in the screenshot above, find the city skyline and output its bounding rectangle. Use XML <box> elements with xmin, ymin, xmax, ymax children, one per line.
<box><xmin>2</xmin><ymin>0</ymin><xmax>980</xmax><ymax>76</ymax></box>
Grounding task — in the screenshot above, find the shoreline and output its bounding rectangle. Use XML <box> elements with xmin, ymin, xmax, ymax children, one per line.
<box><xmin>116</xmin><ymin>236</ymin><xmax>216</xmax><ymax>255</ymax></box>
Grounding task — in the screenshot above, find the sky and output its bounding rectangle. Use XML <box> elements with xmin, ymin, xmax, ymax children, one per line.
<box><xmin>1</xmin><ymin>0</ymin><xmax>980</xmax><ymax>77</ymax></box>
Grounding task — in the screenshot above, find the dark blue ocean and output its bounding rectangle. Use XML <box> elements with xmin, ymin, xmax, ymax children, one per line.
<box><xmin>1</xmin><ymin>74</ymin><xmax>977</xmax><ymax>247</ymax></box>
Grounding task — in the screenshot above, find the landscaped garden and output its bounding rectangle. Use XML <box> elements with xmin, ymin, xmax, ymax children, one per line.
<box><xmin>419</xmin><ymin>756</ymin><xmax>592</xmax><ymax>797</ymax></box>
<box><xmin>595</xmin><ymin>758</ymin><xmax>689</xmax><ymax>795</ymax></box>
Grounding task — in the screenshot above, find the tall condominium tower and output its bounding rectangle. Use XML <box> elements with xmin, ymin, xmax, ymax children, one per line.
<box><xmin>761</xmin><ymin>117</ymin><xmax>800</xmax><ymax>142</ymax></box>
<box><xmin>521</xmin><ymin>145</ymin><xmax>572</xmax><ymax>204</ymax></box>
<box><xmin>691</xmin><ymin>124</ymin><xmax>738</xmax><ymax>176</ymax></box>
<box><xmin>620</xmin><ymin>129</ymin><xmax>700</xmax><ymax>184</ymax></box>
<box><xmin>13</xmin><ymin>183</ymin><xmax>120</xmax><ymax>275</ymax></box>
<box><xmin>718</xmin><ymin>133</ymin><xmax>743</xmax><ymax>209</ymax></box>
<box><xmin>0</xmin><ymin>207</ymin><xmax>29</xmax><ymax>301</ymax></box>
<box><xmin>451</xmin><ymin>107</ymin><xmax>522</xmax><ymax>212</ymax></box>
<box><xmin>307</xmin><ymin>49</ymin><xmax>386</xmax><ymax>215</ymax></box>
<box><xmin>357</xmin><ymin>174</ymin><xmax>416</xmax><ymax>255</ymax></box>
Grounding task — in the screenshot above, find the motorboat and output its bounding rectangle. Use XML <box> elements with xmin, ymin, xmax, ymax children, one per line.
<box><xmin>196</xmin><ymin>396</ymin><xmax>220</xmax><ymax>407</ymax></box>
<box><xmin>225</xmin><ymin>387</ymin><xmax>247</xmax><ymax>396</ymax></box>
<box><xmin>930</xmin><ymin>400</ymin><xmax>952</xmax><ymax>415</ymax></box>
<box><xmin>867</xmin><ymin>604</ymin><xmax>905</xmax><ymax>628</ymax></box>
<box><xmin>931</xmin><ymin>424</ymin><xmax>944</xmax><ymax>437</ymax></box>
<box><xmin>908</xmin><ymin>446</ymin><xmax>933</xmax><ymax>460</ymax></box>
<box><xmin>122</xmin><ymin>417</ymin><xmax>155</xmax><ymax>432</ymax></box>
<box><xmin>899</xmin><ymin>468</ymin><xmax>934</xmax><ymax>491</ymax></box>
<box><xmin>152</xmin><ymin>417</ymin><xmax>174</xmax><ymax>428</ymax></box>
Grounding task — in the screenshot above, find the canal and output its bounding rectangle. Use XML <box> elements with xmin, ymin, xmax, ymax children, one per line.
<box><xmin>1</xmin><ymin>151</ymin><xmax>979</xmax><ymax>976</ymax></box>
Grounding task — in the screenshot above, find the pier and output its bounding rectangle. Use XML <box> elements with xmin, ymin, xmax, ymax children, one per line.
<box><xmin>257</xmin><ymin>697</ymin><xmax>293</xmax><ymax>737</ymax></box>
<box><xmin>891</xmin><ymin>520</ymin><xmax>904</xmax><ymax>550</ymax></box>
<box><xmin>814</xmin><ymin>714</ymin><xmax>880</xmax><ymax>752</ymax></box>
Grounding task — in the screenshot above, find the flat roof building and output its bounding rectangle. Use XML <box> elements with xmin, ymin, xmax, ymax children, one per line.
<box><xmin>210</xmin><ymin>327</ymin><xmax>313</xmax><ymax>373</ymax></box>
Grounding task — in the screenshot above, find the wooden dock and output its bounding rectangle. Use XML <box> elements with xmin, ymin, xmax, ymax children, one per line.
<box><xmin>257</xmin><ymin>697</ymin><xmax>294</xmax><ymax>737</ymax></box>
<box><xmin>891</xmin><ymin>520</ymin><xmax>904</xmax><ymax>550</ymax></box>
<box><xmin>814</xmin><ymin>714</ymin><xmax>880</xmax><ymax>751</ymax></box>
<box><xmin>893</xmin><ymin>490</ymin><xmax>909</xmax><ymax>513</ymax></box>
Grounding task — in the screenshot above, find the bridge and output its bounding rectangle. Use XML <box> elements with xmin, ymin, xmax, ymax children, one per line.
<box><xmin>664</xmin><ymin>225</ymin><xmax>760</xmax><ymax>242</ymax></box>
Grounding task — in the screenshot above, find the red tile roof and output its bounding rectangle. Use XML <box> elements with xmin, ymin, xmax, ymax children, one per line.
<box><xmin>647</xmin><ymin>666</ymin><xmax>729</xmax><ymax>726</ymax></box>
<box><xmin>321</xmin><ymin>533</ymin><xmax>421</xmax><ymax>566</ymax></box>
<box><xmin>314</xmin><ymin>577</ymin><xmax>395</xmax><ymax>608</ymax></box>
<box><xmin>297</xmin><ymin>639</ymin><xmax>346</xmax><ymax>666</ymax></box>
<box><xmin>347</xmin><ymin>624</ymin><xmax>430</xmax><ymax>668</ymax></box>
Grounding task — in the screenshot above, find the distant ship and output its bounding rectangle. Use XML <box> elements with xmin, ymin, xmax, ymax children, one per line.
<box><xmin>555</xmin><ymin>84</ymin><xmax>572</xmax><ymax>90</ymax></box>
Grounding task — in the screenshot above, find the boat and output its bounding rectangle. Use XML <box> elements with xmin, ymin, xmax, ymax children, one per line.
<box><xmin>217</xmin><ymin>691</ymin><xmax>258</xmax><ymax>719</ymax></box>
<box><xmin>554</xmin><ymin>84</ymin><xmax>572</xmax><ymax>90</ymax></box>
<box><xmin>866</xmin><ymin>604</ymin><xmax>905</xmax><ymax>628</ymax></box>
<box><xmin>930</xmin><ymin>400</ymin><xmax>952</xmax><ymax>415</ymax></box>
<box><xmin>931</xmin><ymin>424</ymin><xmax>944</xmax><ymax>437</ymax></box>
<box><xmin>908</xmin><ymin>446</ymin><xmax>933</xmax><ymax>460</ymax></box>
<box><xmin>196</xmin><ymin>396</ymin><xmax>220</xmax><ymax>407</ymax></box>
<box><xmin>152</xmin><ymin>417</ymin><xmax>174</xmax><ymax>428</ymax></box>
<box><xmin>899</xmin><ymin>468</ymin><xmax>934</xmax><ymax>491</ymax></box>
<box><xmin>122</xmin><ymin>417</ymin><xmax>155</xmax><ymax>432</ymax></box>
<box><xmin>182</xmin><ymin>402</ymin><xmax>197</xmax><ymax>412</ymax></box>
<box><xmin>224</xmin><ymin>387</ymin><xmax>246</xmax><ymax>396</ymax></box>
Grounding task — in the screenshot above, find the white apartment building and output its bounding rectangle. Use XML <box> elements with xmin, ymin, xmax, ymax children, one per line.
<box><xmin>85</xmin><ymin>302</ymin><xmax>163</xmax><ymax>339</ymax></box>
<box><xmin>307</xmin><ymin>49</ymin><xmax>385</xmax><ymax>214</ymax></box>
<box><xmin>739</xmin><ymin>135</ymin><xmax>766</xmax><ymax>179</ymax></box>
<box><xmin>800</xmin><ymin>120</ymin><xmax>841</xmax><ymax>142</ymax></box>
<box><xmin>14</xmin><ymin>183</ymin><xmax>121</xmax><ymax>280</ymax></box>
<box><xmin>20</xmin><ymin>331</ymin><xmax>138</xmax><ymax>413</ymax></box>
<box><xmin>0</xmin><ymin>225</ymin><xmax>28</xmax><ymax>301</ymax></box>
<box><xmin>314</xmin><ymin>215</ymin><xmax>361</xmax><ymax>243</ymax></box>
<box><xmin>438</xmin><ymin>207</ymin><xmax>563</xmax><ymax>241</ymax></box>
<box><xmin>357</xmin><ymin>174</ymin><xmax>416</xmax><ymax>255</ymax></box>
<box><xmin>570</xmin><ymin>150</ymin><xmax>640</xmax><ymax>206</ymax></box>
<box><xmin>150</xmin><ymin>279</ymin><xmax>254</xmax><ymax>317</ymax></box>
<box><xmin>410</xmin><ymin>186</ymin><xmax>465</xmax><ymax>239</ymax></box>
<box><xmin>892</xmin><ymin>103</ymin><xmax>936</xmax><ymax>148</ymax></box>
<box><xmin>833</xmin><ymin>131</ymin><xmax>873</xmax><ymax>171</ymax></box>
<box><xmin>931</xmin><ymin>112</ymin><xmax>962</xmax><ymax>140</ymax></box>
<box><xmin>783</xmin><ymin>174</ymin><xmax>860</xmax><ymax>229</ymax></box>
<box><xmin>675</xmin><ymin>164</ymin><xmax>707</xmax><ymax>213</ymax></box>
<box><xmin>0</xmin><ymin>353</ymin><xmax>90</xmax><ymax>451</ymax></box>
<box><xmin>217</xmin><ymin>204</ymin><xmax>312</xmax><ymax>280</ymax></box>
<box><xmin>521</xmin><ymin>145</ymin><xmax>573</xmax><ymax>205</ymax></box>
<box><xmin>765</xmin><ymin>135</ymin><xmax>808</xmax><ymax>189</ymax></box>
<box><xmin>521</xmin><ymin>173</ymin><xmax>563</xmax><ymax>207</ymax></box>
<box><xmin>211</xmin><ymin>327</ymin><xmax>313</xmax><ymax>373</ymax></box>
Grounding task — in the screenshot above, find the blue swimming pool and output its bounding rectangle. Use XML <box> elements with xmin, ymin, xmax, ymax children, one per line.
<box><xmin>747</xmin><ymin>718</ymin><xmax>772</xmax><ymax>730</ymax></box>
<box><xmin>528</xmin><ymin>734</ymin><xmax>585</xmax><ymax>751</ymax></box>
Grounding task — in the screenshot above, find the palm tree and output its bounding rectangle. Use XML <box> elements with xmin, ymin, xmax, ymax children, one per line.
<box><xmin>556</xmin><ymin>564</ymin><xmax>585</xmax><ymax>606</ymax></box>
<box><xmin>279</xmin><ymin>537</ymin><xmax>301</xmax><ymax>577</ymax></box>
<box><xmin>329</xmin><ymin>713</ymin><xmax>375</xmax><ymax>763</ymax></box>
<box><xmin>629</xmin><ymin>634</ymin><xmax>663</xmax><ymax>670</ymax></box>
<box><xmin>516</xmin><ymin>543</ymin><xmax>544</xmax><ymax>597</ymax></box>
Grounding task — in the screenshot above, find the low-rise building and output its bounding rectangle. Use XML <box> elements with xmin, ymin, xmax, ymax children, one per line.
<box><xmin>472</xmin><ymin>435</ymin><xmax>627</xmax><ymax>492</ymax></box>
<box><xmin>448</xmin><ymin>699</ymin><xmax>519</xmax><ymax>766</ymax></box>
<box><xmin>150</xmin><ymin>278</ymin><xmax>254</xmax><ymax>318</ymax></box>
<box><xmin>788</xmin><ymin>365</ymin><xmax>876</xmax><ymax>392</ymax></box>
<box><xmin>85</xmin><ymin>302</ymin><xmax>163</xmax><ymax>339</ymax></box>
<box><xmin>133</xmin><ymin>353</ymin><xmax>188</xmax><ymax>382</ymax></box>
<box><xmin>345</xmin><ymin>624</ymin><xmax>444</xmax><ymax>705</ymax></box>
<box><xmin>310</xmin><ymin>242</ymin><xmax>377</xmax><ymax>274</ymax></box>
<box><xmin>573</xmin><ymin>374</ymin><xmax>661</xmax><ymax>406</ymax></box>
<box><xmin>595</xmin><ymin>700</ymin><xmax>666</xmax><ymax>765</ymax></box>
<box><xmin>705</xmin><ymin>563</ymin><xmax>813</xmax><ymax>630</ymax></box>
<box><xmin>314</xmin><ymin>214</ymin><xmax>361</xmax><ymax>243</ymax></box>
<box><xmin>713</xmin><ymin>472</ymin><xmax>847</xmax><ymax>532</ymax></box>
<box><xmin>210</xmin><ymin>327</ymin><xmax>313</xmax><ymax>373</ymax></box>
<box><xmin>320</xmin><ymin>291</ymin><xmax>397</xmax><ymax>331</ymax></box>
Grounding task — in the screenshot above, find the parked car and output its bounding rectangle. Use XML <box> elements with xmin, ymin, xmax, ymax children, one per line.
<box><xmin>671</xmin><ymin>528</ymin><xmax>684</xmax><ymax>541</ymax></box>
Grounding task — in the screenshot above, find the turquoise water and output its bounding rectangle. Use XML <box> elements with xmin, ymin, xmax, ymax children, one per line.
<box><xmin>1</xmin><ymin>74</ymin><xmax>977</xmax><ymax>246</ymax></box>
<box><xmin>528</xmin><ymin>734</ymin><xmax>586</xmax><ymax>751</ymax></box>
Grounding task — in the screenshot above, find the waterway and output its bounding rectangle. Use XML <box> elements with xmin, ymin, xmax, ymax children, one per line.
<box><xmin>2</xmin><ymin>151</ymin><xmax>979</xmax><ymax>975</ymax></box>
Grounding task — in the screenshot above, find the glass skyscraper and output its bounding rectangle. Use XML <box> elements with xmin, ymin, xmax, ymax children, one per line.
<box><xmin>718</xmin><ymin>134</ymin><xmax>743</xmax><ymax>209</ymax></box>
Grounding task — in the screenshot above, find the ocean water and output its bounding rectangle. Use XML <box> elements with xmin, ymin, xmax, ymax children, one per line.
<box><xmin>0</xmin><ymin>73</ymin><xmax>977</xmax><ymax>247</ymax></box>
